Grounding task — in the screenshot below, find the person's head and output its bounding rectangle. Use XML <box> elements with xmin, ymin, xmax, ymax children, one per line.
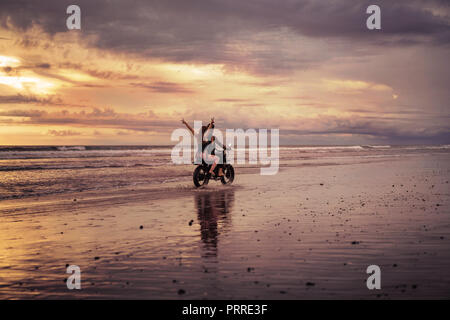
<box><xmin>201</xmin><ymin>123</ymin><xmax>214</xmax><ymax>139</ymax></box>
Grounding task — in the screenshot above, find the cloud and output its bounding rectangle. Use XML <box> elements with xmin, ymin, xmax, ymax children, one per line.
<box><xmin>56</xmin><ymin>62</ymin><xmax>140</xmax><ymax>81</ymax></box>
<box><xmin>0</xmin><ymin>107</ymin><xmax>173</xmax><ymax>131</ymax></box>
<box><xmin>0</xmin><ymin>93</ymin><xmax>95</xmax><ymax>109</ymax></box>
<box><xmin>0</xmin><ymin>109</ymin><xmax>47</xmax><ymax>117</ymax></box>
<box><xmin>281</xmin><ymin>114</ymin><xmax>450</xmax><ymax>143</ymax></box>
<box><xmin>130</xmin><ymin>81</ymin><xmax>194</xmax><ymax>93</ymax></box>
<box><xmin>0</xmin><ymin>94</ymin><xmax>61</xmax><ymax>105</ymax></box>
<box><xmin>1</xmin><ymin>106</ymin><xmax>448</xmax><ymax>143</ymax></box>
<box><xmin>215</xmin><ymin>98</ymin><xmax>250</xmax><ymax>103</ymax></box>
<box><xmin>1</xmin><ymin>0</ymin><xmax>448</xmax><ymax>74</ymax></box>
<box><xmin>47</xmin><ymin>129</ymin><xmax>81</xmax><ymax>136</ymax></box>
<box><xmin>323</xmin><ymin>79</ymin><xmax>392</xmax><ymax>92</ymax></box>
<box><xmin>0</xmin><ymin>1</ymin><xmax>448</xmax><ymax>145</ymax></box>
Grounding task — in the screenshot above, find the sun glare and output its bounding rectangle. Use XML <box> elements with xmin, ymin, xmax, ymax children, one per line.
<box><xmin>0</xmin><ymin>55</ymin><xmax>21</xmax><ymax>67</ymax></box>
<box><xmin>0</xmin><ymin>75</ymin><xmax>55</xmax><ymax>94</ymax></box>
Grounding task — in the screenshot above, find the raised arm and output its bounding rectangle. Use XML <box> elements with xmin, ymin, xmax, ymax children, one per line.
<box><xmin>181</xmin><ymin>118</ymin><xmax>194</xmax><ymax>135</ymax></box>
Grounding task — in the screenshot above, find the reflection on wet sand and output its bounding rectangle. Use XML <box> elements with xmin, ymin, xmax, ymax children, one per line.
<box><xmin>195</xmin><ymin>190</ymin><xmax>234</xmax><ymax>258</ymax></box>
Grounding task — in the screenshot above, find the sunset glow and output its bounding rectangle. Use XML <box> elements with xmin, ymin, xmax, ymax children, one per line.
<box><xmin>0</xmin><ymin>1</ymin><xmax>448</xmax><ymax>145</ymax></box>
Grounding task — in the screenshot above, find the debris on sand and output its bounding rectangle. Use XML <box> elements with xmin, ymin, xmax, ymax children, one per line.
<box><xmin>188</xmin><ymin>220</ymin><xmax>194</xmax><ymax>226</ymax></box>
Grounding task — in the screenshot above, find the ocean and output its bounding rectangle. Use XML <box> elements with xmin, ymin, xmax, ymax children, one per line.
<box><xmin>1</xmin><ymin>145</ymin><xmax>449</xmax><ymax>201</ymax></box>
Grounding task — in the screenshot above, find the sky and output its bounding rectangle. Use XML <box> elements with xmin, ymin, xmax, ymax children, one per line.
<box><xmin>0</xmin><ymin>0</ymin><xmax>449</xmax><ymax>145</ymax></box>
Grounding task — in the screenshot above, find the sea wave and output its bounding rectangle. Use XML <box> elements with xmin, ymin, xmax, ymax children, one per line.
<box><xmin>361</xmin><ymin>145</ymin><xmax>391</xmax><ymax>149</ymax></box>
<box><xmin>56</xmin><ymin>146</ymin><xmax>86</xmax><ymax>151</ymax></box>
<box><xmin>0</xmin><ymin>163</ymin><xmax>156</xmax><ymax>172</ymax></box>
<box><xmin>0</xmin><ymin>145</ymin><xmax>172</xmax><ymax>152</ymax></box>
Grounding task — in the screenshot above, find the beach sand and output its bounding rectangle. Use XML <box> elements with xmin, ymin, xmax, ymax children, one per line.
<box><xmin>0</xmin><ymin>151</ymin><xmax>449</xmax><ymax>299</ymax></box>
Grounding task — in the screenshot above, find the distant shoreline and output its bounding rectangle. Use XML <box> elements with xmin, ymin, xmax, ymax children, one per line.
<box><xmin>1</xmin><ymin>144</ymin><xmax>449</xmax><ymax>149</ymax></box>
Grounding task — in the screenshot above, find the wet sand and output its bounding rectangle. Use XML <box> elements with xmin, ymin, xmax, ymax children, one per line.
<box><xmin>0</xmin><ymin>152</ymin><xmax>449</xmax><ymax>299</ymax></box>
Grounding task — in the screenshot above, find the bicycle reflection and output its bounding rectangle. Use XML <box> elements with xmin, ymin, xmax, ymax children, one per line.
<box><xmin>194</xmin><ymin>189</ymin><xmax>234</xmax><ymax>258</ymax></box>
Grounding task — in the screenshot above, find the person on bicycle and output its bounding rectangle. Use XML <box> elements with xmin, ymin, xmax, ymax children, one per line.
<box><xmin>181</xmin><ymin>117</ymin><xmax>224</xmax><ymax>177</ymax></box>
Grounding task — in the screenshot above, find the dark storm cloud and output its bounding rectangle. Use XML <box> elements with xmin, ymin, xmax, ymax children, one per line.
<box><xmin>1</xmin><ymin>0</ymin><xmax>448</xmax><ymax>67</ymax></box>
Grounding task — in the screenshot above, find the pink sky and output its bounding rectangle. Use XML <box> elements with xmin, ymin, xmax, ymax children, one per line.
<box><xmin>0</xmin><ymin>0</ymin><xmax>449</xmax><ymax>145</ymax></box>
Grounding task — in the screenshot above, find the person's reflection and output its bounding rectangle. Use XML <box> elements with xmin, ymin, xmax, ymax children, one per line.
<box><xmin>195</xmin><ymin>190</ymin><xmax>234</xmax><ymax>258</ymax></box>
